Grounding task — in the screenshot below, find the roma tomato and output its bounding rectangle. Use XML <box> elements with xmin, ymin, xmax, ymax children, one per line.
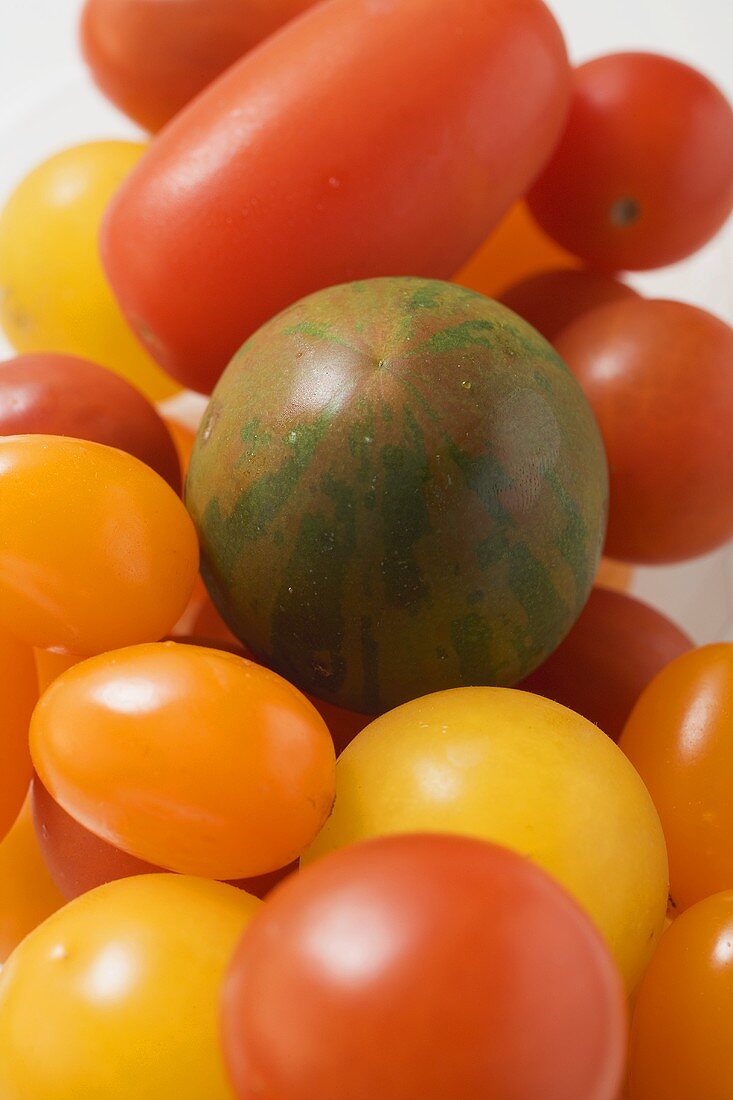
<box><xmin>81</xmin><ymin>0</ymin><xmax>320</xmax><ymax>132</ymax></box>
<box><xmin>620</xmin><ymin>644</ymin><xmax>733</xmax><ymax>912</ymax></box>
<box><xmin>304</xmin><ymin>687</ymin><xmax>668</xmax><ymax>991</ymax></box>
<box><xmin>0</xmin><ymin>797</ymin><xmax>64</xmax><ymax>963</ymax></box>
<box><xmin>519</xmin><ymin>588</ymin><xmax>692</xmax><ymax>741</ymax></box>
<box><xmin>628</xmin><ymin>892</ymin><xmax>733</xmax><ymax>1100</ymax></box>
<box><xmin>0</xmin><ymin>142</ymin><xmax>177</xmax><ymax>402</ymax></box>
<box><xmin>453</xmin><ymin>200</ymin><xmax>579</xmax><ymax>299</ymax></box>
<box><xmin>0</xmin><ymin>629</ymin><xmax>36</xmax><ymax>842</ymax></box>
<box><xmin>528</xmin><ymin>53</ymin><xmax>733</xmax><ymax>270</ymax></box>
<box><xmin>31</xmin><ymin>642</ymin><xmax>336</xmax><ymax>880</ymax></box>
<box><xmin>102</xmin><ymin>0</ymin><xmax>570</xmax><ymax>391</ymax></box>
<box><xmin>0</xmin><ymin>353</ymin><xmax>181</xmax><ymax>492</ymax></box>
<box><xmin>222</xmin><ymin>835</ymin><xmax>626</xmax><ymax>1100</ymax></box>
<box><xmin>555</xmin><ymin>298</ymin><xmax>733</xmax><ymax>563</ymax></box>
<box><xmin>0</xmin><ymin>436</ymin><xmax>197</xmax><ymax>655</ymax></box>
<box><xmin>500</xmin><ymin>268</ymin><xmax>638</xmax><ymax>343</ymax></box>
<box><xmin>0</xmin><ymin>875</ymin><xmax>260</xmax><ymax>1100</ymax></box>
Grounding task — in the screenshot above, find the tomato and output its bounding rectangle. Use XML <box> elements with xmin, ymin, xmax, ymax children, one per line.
<box><xmin>223</xmin><ymin>834</ymin><xmax>626</xmax><ymax>1100</ymax></box>
<box><xmin>453</xmin><ymin>200</ymin><xmax>579</xmax><ymax>299</ymax></box>
<box><xmin>595</xmin><ymin>558</ymin><xmax>634</xmax><ymax>593</ymax></box>
<box><xmin>0</xmin><ymin>353</ymin><xmax>181</xmax><ymax>492</ymax></box>
<box><xmin>0</xmin><ymin>436</ymin><xmax>197</xmax><ymax>655</ymax></box>
<box><xmin>0</xmin><ymin>874</ymin><xmax>259</xmax><ymax>1099</ymax></box>
<box><xmin>304</xmin><ymin>688</ymin><xmax>668</xmax><ymax>991</ymax></box>
<box><xmin>164</xmin><ymin>417</ymin><xmax>196</xmax><ymax>480</ymax></box>
<box><xmin>31</xmin><ymin>642</ymin><xmax>336</xmax><ymax>880</ymax></box>
<box><xmin>620</xmin><ymin>644</ymin><xmax>733</xmax><ymax>912</ymax></box>
<box><xmin>0</xmin><ymin>796</ymin><xmax>64</xmax><ymax>963</ymax></box>
<box><xmin>308</xmin><ymin>695</ymin><xmax>372</xmax><ymax>756</ymax></box>
<box><xmin>628</xmin><ymin>891</ymin><xmax>733</xmax><ymax>1100</ymax></box>
<box><xmin>0</xmin><ymin>142</ymin><xmax>178</xmax><ymax>402</ymax></box>
<box><xmin>528</xmin><ymin>53</ymin><xmax>733</xmax><ymax>270</ymax></box>
<box><xmin>500</xmin><ymin>268</ymin><xmax>638</xmax><ymax>343</ymax></box>
<box><xmin>102</xmin><ymin>0</ymin><xmax>571</xmax><ymax>391</ymax></box>
<box><xmin>555</xmin><ymin>298</ymin><xmax>733</xmax><ymax>564</ymax></box>
<box><xmin>519</xmin><ymin>588</ymin><xmax>693</xmax><ymax>741</ymax></box>
<box><xmin>0</xmin><ymin>630</ymin><xmax>36</xmax><ymax>842</ymax></box>
<box><xmin>81</xmin><ymin>0</ymin><xmax>320</xmax><ymax>132</ymax></box>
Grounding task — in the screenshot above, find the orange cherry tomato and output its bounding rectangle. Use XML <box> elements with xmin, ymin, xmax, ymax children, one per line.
<box><xmin>453</xmin><ymin>201</ymin><xmax>579</xmax><ymax>300</ymax></box>
<box><xmin>595</xmin><ymin>558</ymin><xmax>634</xmax><ymax>594</ymax></box>
<box><xmin>620</xmin><ymin>644</ymin><xmax>733</xmax><ymax>911</ymax></box>
<box><xmin>31</xmin><ymin>642</ymin><xmax>336</xmax><ymax>880</ymax></box>
<box><xmin>0</xmin><ymin>436</ymin><xmax>198</xmax><ymax>655</ymax></box>
<box><xmin>499</xmin><ymin>268</ymin><xmax>638</xmax><ymax>343</ymax></box>
<box><xmin>164</xmin><ymin>417</ymin><xmax>196</xmax><ymax>481</ymax></box>
<box><xmin>0</xmin><ymin>796</ymin><xmax>64</xmax><ymax>963</ymax></box>
<box><xmin>628</xmin><ymin>891</ymin><xmax>733</xmax><ymax>1100</ymax></box>
<box><xmin>0</xmin><ymin>630</ymin><xmax>36</xmax><ymax>842</ymax></box>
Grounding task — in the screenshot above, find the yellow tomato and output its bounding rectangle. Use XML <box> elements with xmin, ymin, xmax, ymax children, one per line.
<box><xmin>0</xmin><ymin>142</ymin><xmax>177</xmax><ymax>402</ymax></box>
<box><xmin>305</xmin><ymin>687</ymin><xmax>668</xmax><ymax>991</ymax></box>
<box><xmin>0</xmin><ymin>874</ymin><xmax>259</xmax><ymax>1099</ymax></box>
<box><xmin>0</xmin><ymin>796</ymin><xmax>64</xmax><ymax>964</ymax></box>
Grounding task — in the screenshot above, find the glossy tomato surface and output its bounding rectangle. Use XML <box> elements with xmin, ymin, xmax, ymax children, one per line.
<box><xmin>0</xmin><ymin>630</ymin><xmax>37</xmax><ymax>841</ymax></box>
<box><xmin>0</xmin><ymin>142</ymin><xmax>177</xmax><ymax>402</ymax></box>
<box><xmin>500</xmin><ymin>267</ymin><xmax>638</xmax><ymax>343</ymax></box>
<box><xmin>528</xmin><ymin>52</ymin><xmax>733</xmax><ymax>270</ymax></box>
<box><xmin>519</xmin><ymin>588</ymin><xmax>692</xmax><ymax>741</ymax></box>
<box><xmin>31</xmin><ymin>642</ymin><xmax>336</xmax><ymax>880</ymax></box>
<box><xmin>0</xmin><ymin>796</ymin><xmax>64</xmax><ymax>963</ymax></box>
<box><xmin>81</xmin><ymin>0</ymin><xmax>319</xmax><ymax>131</ymax></box>
<box><xmin>102</xmin><ymin>0</ymin><xmax>570</xmax><ymax>390</ymax></box>
<box><xmin>555</xmin><ymin>298</ymin><xmax>733</xmax><ymax>563</ymax></box>
<box><xmin>0</xmin><ymin>436</ymin><xmax>198</xmax><ymax>655</ymax></box>
<box><xmin>628</xmin><ymin>892</ymin><xmax>733</xmax><ymax>1100</ymax></box>
<box><xmin>0</xmin><ymin>353</ymin><xmax>181</xmax><ymax>491</ymax></box>
<box><xmin>620</xmin><ymin>644</ymin><xmax>733</xmax><ymax>911</ymax></box>
<box><xmin>304</xmin><ymin>687</ymin><xmax>668</xmax><ymax>991</ymax></box>
<box><xmin>222</xmin><ymin>835</ymin><xmax>626</xmax><ymax>1100</ymax></box>
<box><xmin>0</xmin><ymin>875</ymin><xmax>260</xmax><ymax>1100</ymax></box>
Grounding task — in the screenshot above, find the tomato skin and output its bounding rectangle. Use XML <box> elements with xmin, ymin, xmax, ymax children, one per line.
<box><xmin>222</xmin><ymin>834</ymin><xmax>626</xmax><ymax>1100</ymax></box>
<box><xmin>500</xmin><ymin>267</ymin><xmax>638</xmax><ymax>343</ymax></box>
<box><xmin>0</xmin><ymin>353</ymin><xmax>181</xmax><ymax>492</ymax></box>
<box><xmin>0</xmin><ymin>631</ymin><xmax>36</xmax><ymax>842</ymax></box>
<box><xmin>628</xmin><ymin>892</ymin><xmax>733</xmax><ymax>1100</ymax></box>
<box><xmin>0</xmin><ymin>874</ymin><xmax>260</xmax><ymax>1100</ymax></box>
<box><xmin>30</xmin><ymin>642</ymin><xmax>336</xmax><ymax>880</ymax></box>
<box><xmin>620</xmin><ymin>645</ymin><xmax>733</xmax><ymax>912</ymax></box>
<box><xmin>528</xmin><ymin>52</ymin><xmax>733</xmax><ymax>270</ymax></box>
<box><xmin>555</xmin><ymin>298</ymin><xmax>733</xmax><ymax>564</ymax></box>
<box><xmin>0</xmin><ymin>796</ymin><xmax>64</xmax><ymax>964</ymax></box>
<box><xmin>81</xmin><ymin>0</ymin><xmax>319</xmax><ymax>132</ymax></box>
<box><xmin>519</xmin><ymin>588</ymin><xmax>693</xmax><ymax>741</ymax></box>
<box><xmin>102</xmin><ymin>0</ymin><xmax>570</xmax><ymax>392</ymax></box>
<box><xmin>0</xmin><ymin>436</ymin><xmax>198</xmax><ymax>655</ymax></box>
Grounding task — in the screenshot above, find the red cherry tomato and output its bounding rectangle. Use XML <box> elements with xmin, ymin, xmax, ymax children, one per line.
<box><xmin>81</xmin><ymin>0</ymin><xmax>320</xmax><ymax>132</ymax></box>
<box><xmin>519</xmin><ymin>588</ymin><xmax>692</xmax><ymax>741</ymax></box>
<box><xmin>628</xmin><ymin>891</ymin><xmax>733</xmax><ymax>1100</ymax></box>
<box><xmin>500</xmin><ymin>268</ymin><xmax>638</xmax><ymax>343</ymax></box>
<box><xmin>102</xmin><ymin>0</ymin><xmax>570</xmax><ymax>391</ymax></box>
<box><xmin>620</xmin><ymin>644</ymin><xmax>733</xmax><ymax>912</ymax></box>
<box><xmin>222</xmin><ymin>834</ymin><xmax>626</xmax><ymax>1100</ymax></box>
<box><xmin>528</xmin><ymin>52</ymin><xmax>733</xmax><ymax>270</ymax></box>
<box><xmin>31</xmin><ymin>778</ymin><xmax>295</xmax><ymax>902</ymax></box>
<box><xmin>0</xmin><ymin>631</ymin><xmax>36</xmax><ymax>842</ymax></box>
<box><xmin>0</xmin><ymin>353</ymin><xmax>180</xmax><ymax>492</ymax></box>
<box><xmin>555</xmin><ymin>298</ymin><xmax>733</xmax><ymax>563</ymax></box>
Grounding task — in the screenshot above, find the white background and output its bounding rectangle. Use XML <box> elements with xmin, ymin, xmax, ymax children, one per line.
<box><xmin>0</xmin><ymin>0</ymin><xmax>731</xmax><ymax>640</ymax></box>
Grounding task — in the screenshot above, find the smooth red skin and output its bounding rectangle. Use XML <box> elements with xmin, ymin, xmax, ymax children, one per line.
<box><xmin>528</xmin><ymin>52</ymin><xmax>733</xmax><ymax>271</ymax></box>
<box><xmin>80</xmin><ymin>0</ymin><xmax>318</xmax><ymax>133</ymax></box>
<box><xmin>0</xmin><ymin>354</ymin><xmax>181</xmax><ymax>492</ymax></box>
<box><xmin>31</xmin><ymin>778</ymin><xmax>294</xmax><ymax>902</ymax></box>
<box><xmin>102</xmin><ymin>0</ymin><xmax>571</xmax><ymax>392</ymax></box>
<box><xmin>519</xmin><ymin>587</ymin><xmax>693</xmax><ymax>741</ymax></box>
<box><xmin>221</xmin><ymin>835</ymin><xmax>626</xmax><ymax>1100</ymax></box>
<box><xmin>555</xmin><ymin>298</ymin><xmax>733</xmax><ymax>564</ymax></box>
<box><xmin>500</xmin><ymin>268</ymin><xmax>638</xmax><ymax>344</ymax></box>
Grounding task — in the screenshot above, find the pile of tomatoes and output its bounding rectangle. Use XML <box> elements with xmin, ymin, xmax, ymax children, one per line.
<box><xmin>0</xmin><ymin>1</ymin><xmax>732</xmax><ymax>1098</ymax></box>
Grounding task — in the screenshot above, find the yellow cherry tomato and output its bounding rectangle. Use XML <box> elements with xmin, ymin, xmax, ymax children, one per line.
<box><xmin>0</xmin><ymin>142</ymin><xmax>178</xmax><ymax>402</ymax></box>
<box><xmin>0</xmin><ymin>629</ymin><xmax>36</xmax><ymax>842</ymax></box>
<box><xmin>305</xmin><ymin>687</ymin><xmax>668</xmax><ymax>991</ymax></box>
<box><xmin>0</xmin><ymin>874</ymin><xmax>259</xmax><ymax>1099</ymax></box>
<box><xmin>0</xmin><ymin>796</ymin><xmax>64</xmax><ymax>963</ymax></box>
<box><xmin>0</xmin><ymin>435</ymin><xmax>198</xmax><ymax>655</ymax></box>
